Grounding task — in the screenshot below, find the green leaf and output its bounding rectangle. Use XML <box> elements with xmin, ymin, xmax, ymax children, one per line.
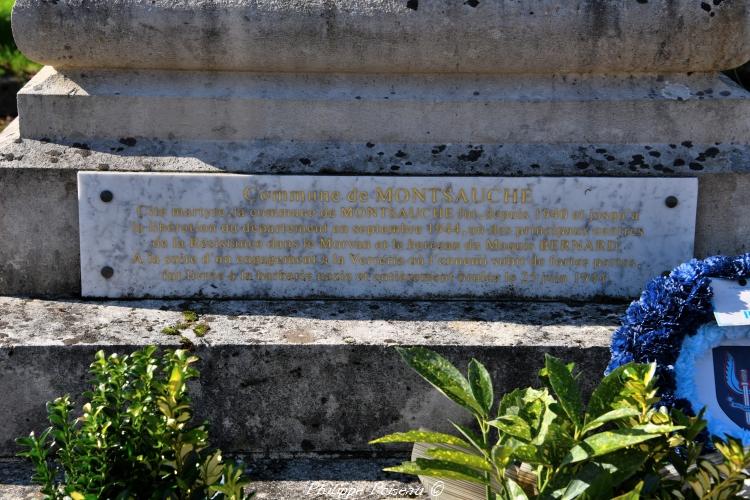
<box><xmin>611</xmin><ymin>481</ymin><xmax>644</xmax><ymax>500</ymax></box>
<box><xmin>425</xmin><ymin>448</ymin><xmax>493</xmax><ymax>472</ymax></box>
<box><xmin>210</xmin><ymin>463</ymin><xmax>252</xmax><ymax>497</ymax></box>
<box><xmin>450</xmin><ymin>421</ymin><xmax>486</xmax><ymax>454</ymax></box>
<box><xmin>369</xmin><ymin>430</ymin><xmax>470</xmax><ymax>448</ymax></box>
<box><xmin>558</xmin><ymin>462</ymin><xmax>613</xmax><ymax>500</ymax></box>
<box><xmin>588</xmin><ymin>364</ymin><xmax>630</xmax><ymax>419</ymax></box>
<box><xmin>200</xmin><ymin>451</ymin><xmax>223</xmax><ymax>485</ymax></box>
<box><xmin>384</xmin><ymin>459</ymin><xmax>488</xmax><ymax>485</ymax></box>
<box><xmin>597</xmin><ymin>449</ymin><xmax>650</xmax><ymax>486</ymax></box>
<box><xmin>15</xmin><ymin>436</ymin><xmax>35</xmax><ymax>449</ymax></box>
<box><xmin>672</xmin><ymin>408</ymin><xmax>707</xmax><ymax>442</ymax></box>
<box><xmin>499</xmin><ymin>387</ymin><xmax>525</xmax><ymax>416</ymax></box>
<box><xmin>544</xmin><ymin>354</ymin><xmax>583</xmax><ymax>429</ymax></box>
<box><xmin>582</xmin><ymin>408</ymin><xmax>640</xmax><ymax>434</ymax></box>
<box><xmin>489</xmin><ymin>415</ymin><xmax>532</xmax><ymax>441</ymax></box>
<box><xmin>167</xmin><ymin>364</ymin><xmax>183</xmax><ymax>398</ymax></box>
<box><xmin>491</xmin><ymin>444</ymin><xmax>513</xmax><ymax>469</ymax></box>
<box><xmin>562</xmin><ymin>430</ymin><xmax>663</xmax><ymax>465</ymax></box>
<box><xmin>632</xmin><ymin>423</ymin><xmax>684</xmax><ymax>434</ymax></box>
<box><xmin>468</xmin><ymin>359</ymin><xmax>493</xmax><ymax>416</ymax></box>
<box><xmin>505</xmin><ymin>478</ymin><xmax>530</xmax><ymax>499</ymax></box>
<box><xmin>511</xmin><ymin>443</ymin><xmax>543</xmax><ymax>465</ymax></box>
<box><xmin>533</xmin><ymin>394</ymin><xmax>559</xmax><ymax>445</ymax></box>
<box><xmin>557</xmin><ymin>457</ymin><xmax>647</xmax><ymax>500</ymax></box>
<box><xmin>396</xmin><ymin>347</ymin><xmax>483</xmax><ymax>416</ymax></box>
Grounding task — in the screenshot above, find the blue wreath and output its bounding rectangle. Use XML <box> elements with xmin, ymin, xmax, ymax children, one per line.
<box><xmin>607</xmin><ymin>253</ymin><xmax>750</xmax><ymax>411</ymax></box>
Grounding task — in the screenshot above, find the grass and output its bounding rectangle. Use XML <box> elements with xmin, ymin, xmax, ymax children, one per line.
<box><xmin>0</xmin><ymin>0</ymin><xmax>40</xmax><ymax>79</ymax></box>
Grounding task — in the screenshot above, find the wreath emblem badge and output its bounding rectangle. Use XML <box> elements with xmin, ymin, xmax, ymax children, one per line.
<box><xmin>715</xmin><ymin>347</ymin><xmax>750</xmax><ymax>431</ymax></box>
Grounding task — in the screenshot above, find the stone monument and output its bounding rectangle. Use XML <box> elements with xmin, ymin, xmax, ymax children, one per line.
<box><xmin>1</xmin><ymin>0</ymin><xmax>750</xmax><ymax>494</ymax></box>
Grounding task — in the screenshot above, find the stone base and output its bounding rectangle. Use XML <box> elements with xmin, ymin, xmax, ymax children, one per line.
<box><xmin>2</xmin><ymin>119</ymin><xmax>750</xmax><ymax>297</ymax></box>
<box><xmin>0</xmin><ymin>297</ymin><xmax>617</xmax><ymax>456</ymax></box>
<box><xmin>17</xmin><ymin>67</ymin><xmax>750</xmax><ymax>144</ymax></box>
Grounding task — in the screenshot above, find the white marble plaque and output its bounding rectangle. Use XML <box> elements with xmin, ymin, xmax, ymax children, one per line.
<box><xmin>78</xmin><ymin>173</ymin><xmax>697</xmax><ymax>299</ymax></box>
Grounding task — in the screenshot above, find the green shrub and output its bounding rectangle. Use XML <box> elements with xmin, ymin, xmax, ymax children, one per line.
<box><xmin>17</xmin><ymin>346</ymin><xmax>253</xmax><ymax>499</ymax></box>
<box><xmin>371</xmin><ymin>347</ymin><xmax>750</xmax><ymax>499</ymax></box>
<box><xmin>0</xmin><ymin>0</ymin><xmax>40</xmax><ymax>79</ymax></box>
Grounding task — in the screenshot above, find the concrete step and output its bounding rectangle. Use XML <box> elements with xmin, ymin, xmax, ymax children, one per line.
<box><xmin>0</xmin><ymin>457</ymin><xmax>427</xmax><ymax>499</ymax></box>
<box><xmin>0</xmin><ymin>296</ymin><xmax>618</xmax><ymax>456</ymax></box>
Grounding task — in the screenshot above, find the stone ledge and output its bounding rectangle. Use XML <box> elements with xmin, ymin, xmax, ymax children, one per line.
<box><xmin>17</xmin><ymin>68</ymin><xmax>750</xmax><ymax>144</ymax></box>
<box><xmin>0</xmin><ymin>297</ymin><xmax>619</xmax><ymax>348</ymax></box>
<box><xmin>0</xmin><ymin>297</ymin><xmax>618</xmax><ymax>456</ymax></box>
<box><xmin>4</xmin><ymin>119</ymin><xmax>750</xmax><ymax>178</ymax></box>
<box><xmin>0</xmin><ymin>457</ymin><xmax>427</xmax><ymax>499</ymax></box>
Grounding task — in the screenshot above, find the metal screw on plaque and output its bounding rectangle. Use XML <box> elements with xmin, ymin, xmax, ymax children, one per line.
<box><xmin>101</xmin><ymin>266</ymin><xmax>114</xmax><ymax>279</ymax></box>
<box><xmin>665</xmin><ymin>196</ymin><xmax>678</xmax><ymax>208</ymax></box>
<box><xmin>100</xmin><ymin>190</ymin><xmax>113</xmax><ymax>203</ymax></box>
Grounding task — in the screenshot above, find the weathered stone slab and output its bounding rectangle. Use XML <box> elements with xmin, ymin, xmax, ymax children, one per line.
<box><xmin>0</xmin><ymin>297</ymin><xmax>617</xmax><ymax>456</ymax></box>
<box><xmin>78</xmin><ymin>172</ymin><xmax>696</xmax><ymax>300</ymax></box>
<box><xmin>17</xmin><ymin>68</ymin><xmax>750</xmax><ymax>144</ymax></box>
<box><xmin>12</xmin><ymin>0</ymin><xmax>750</xmax><ymax>74</ymax></box>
